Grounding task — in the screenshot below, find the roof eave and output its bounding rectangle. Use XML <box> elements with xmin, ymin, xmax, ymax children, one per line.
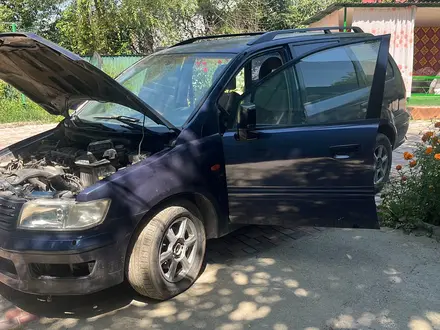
<box><xmin>303</xmin><ymin>1</ymin><xmax>440</xmax><ymax>25</ymax></box>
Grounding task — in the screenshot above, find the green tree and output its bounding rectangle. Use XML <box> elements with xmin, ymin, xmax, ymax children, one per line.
<box><xmin>0</xmin><ymin>0</ymin><xmax>64</xmax><ymax>40</ymax></box>
<box><xmin>121</xmin><ymin>0</ymin><xmax>200</xmax><ymax>53</ymax></box>
<box><xmin>57</xmin><ymin>0</ymin><xmax>131</xmax><ymax>55</ymax></box>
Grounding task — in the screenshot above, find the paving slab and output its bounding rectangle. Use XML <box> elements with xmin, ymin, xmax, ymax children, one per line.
<box><xmin>2</xmin><ymin>228</ymin><xmax>436</xmax><ymax>330</ymax></box>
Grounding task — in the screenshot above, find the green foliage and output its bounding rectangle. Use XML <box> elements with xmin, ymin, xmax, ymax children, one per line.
<box><xmin>56</xmin><ymin>0</ymin><xmax>132</xmax><ymax>55</ymax></box>
<box><xmin>0</xmin><ymin>0</ymin><xmax>64</xmax><ymax>40</ymax></box>
<box><xmin>1</xmin><ymin>0</ymin><xmax>348</xmax><ymax>55</ymax></box>
<box><xmin>0</xmin><ymin>98</ymin><xmax>61</xmax><ymax>123</ymax></box>
<box><xmin>380</xmin><ymin>124</ymin><xmax>440</xmax><ymax>230</ymax></box>
<box><xmin>0</xmin><ymin>82</ymin><xmax>59</xmax><ymax>123</ymax></box>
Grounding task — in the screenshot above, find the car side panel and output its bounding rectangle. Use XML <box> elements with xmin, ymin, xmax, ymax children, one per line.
<box><xmin>76</xmin><ymin>131</ymin><xmax>230</xmax><ymax>240</ymax></box>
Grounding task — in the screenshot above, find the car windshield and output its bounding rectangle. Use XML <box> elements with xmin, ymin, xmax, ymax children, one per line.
<box><xmin>75</xmin><ymin>52</ymin><xmax>234</xmax><ymax>128</ymax></box>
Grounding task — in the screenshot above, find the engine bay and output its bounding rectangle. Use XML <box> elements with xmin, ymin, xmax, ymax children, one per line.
<box><xmin>0</xmin><ymin>137</ymin><xmax>150</xmax><ymax>200</ymax></box>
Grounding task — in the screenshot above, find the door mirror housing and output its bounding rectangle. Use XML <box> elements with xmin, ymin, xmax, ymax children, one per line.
<box><xmin>236</xmin><ymin>103</ymin><xmax>258</xmax><ymax>141</ymax></box>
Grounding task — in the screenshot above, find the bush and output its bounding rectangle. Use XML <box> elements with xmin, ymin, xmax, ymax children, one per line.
<box><xmin>380</xmin><ymin>123</ymin><xmax>440</xmax><ymax>230</ymax></box>
<box><xmin>0</xmin><ymin>98</ymin><xmax>61</xmax><ymax>124</ymax></box>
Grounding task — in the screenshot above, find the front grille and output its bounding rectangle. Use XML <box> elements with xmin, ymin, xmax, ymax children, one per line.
<box><xmin>0</xmin><ymin>195</ymin><xmax>25</xmax><ymax>231</ymax></box>
<box><xmin>29</xmin><ymin>261</ymin><xmax>96</xmax><ymax>279</ymax></box>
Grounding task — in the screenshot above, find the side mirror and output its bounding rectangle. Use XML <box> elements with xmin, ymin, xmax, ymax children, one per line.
<box><xmin>236</xmin><ymin>103</ymin><xmax>258</xmax><ymax>141</ymax></box>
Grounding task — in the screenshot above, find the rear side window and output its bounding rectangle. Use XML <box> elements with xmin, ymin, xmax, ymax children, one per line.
<box><xmin>386</xmin><ymin>59</ymin><xmax>394</xmax><ymax>80</ymax></box>
<box><xmin>297</xmin><ymin>46</ymin><xmax>360</xmax><ymax>104</ymax></box>
<box><xmin>295</xmin><ymin>40</ymin><xmax>381</xmax><ymax>125</ymax></box>
<box><xmin>348</xmin><ymin>43</ymin><xmax>394</xmax><ymax>83</ymax></box>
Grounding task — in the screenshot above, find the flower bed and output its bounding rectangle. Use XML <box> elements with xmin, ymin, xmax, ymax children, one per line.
<box><xmin>380</xmin><ymin>122</ymin><xmax>440</xmax><ymax>231</ymax></box>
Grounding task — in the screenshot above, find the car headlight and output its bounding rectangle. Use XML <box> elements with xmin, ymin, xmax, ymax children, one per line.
<box><xmin>18</xmin><ymin>199</ymin><xmax>111</xmax><ymax>231</ymax></box>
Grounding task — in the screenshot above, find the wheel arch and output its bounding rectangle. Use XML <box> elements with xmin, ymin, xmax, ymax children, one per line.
<box><xmin>378</xmin><ymin>122</ymin><xmax>397</xmax><ymax>148</ymax></box>
<box><xmin>127</xmin><ymin>191</ymin><xmax>221</xmax><ymax>250</ymax></box>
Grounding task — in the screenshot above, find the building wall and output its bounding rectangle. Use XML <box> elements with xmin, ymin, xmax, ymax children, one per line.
<box><xmin>309</xmin><ymin>10</ymin><xmax>341</xmax><ymax>28</ymax></box>
<box><xmin>351</xmin><ymin>6</ymin><xmax>416</xmax><ymax>96</ymax></box>
<box><xmin>413</xmin><ymin>27</ymin><xmax>440</xmax><ymax>75</ymax></box>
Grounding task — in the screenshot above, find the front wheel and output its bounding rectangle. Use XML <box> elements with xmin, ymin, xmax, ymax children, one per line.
<box><xmin>374</xmin><ymin>133</ymin><xmax>393</xmax><ymax>193</ymax></box>
<box><xmin>127</xmin><ymin>202</ymin><xmax>206</xmax><ymax>300</ymax></box>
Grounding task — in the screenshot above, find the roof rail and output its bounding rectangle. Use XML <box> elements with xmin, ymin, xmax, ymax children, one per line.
<box><xmin>171</xmin><ymin>32</ymin><xmax>265</xmax><ymax>47</ymax></box>
<box><xmin>248</xmin><ymin>26</ymin><xmax>364</xmax><ymax>45</ymax></box>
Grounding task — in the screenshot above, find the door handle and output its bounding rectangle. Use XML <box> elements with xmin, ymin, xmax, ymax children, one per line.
<box><xmin>330</xmin><ymin>144</ymin><xmax>360</xmax><ymax>159</ymax></box>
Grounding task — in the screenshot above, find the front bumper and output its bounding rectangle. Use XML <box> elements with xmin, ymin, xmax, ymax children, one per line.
<box><xmin>0</xmin><ymin>244</ymin><xmax>124</xmax><ymax>295</ymax></box>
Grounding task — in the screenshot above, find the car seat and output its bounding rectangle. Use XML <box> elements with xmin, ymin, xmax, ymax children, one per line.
<box><xmin>254</xmin><ymin>57</ymin><xmax>290</xmax><ymax>125</ymax></box>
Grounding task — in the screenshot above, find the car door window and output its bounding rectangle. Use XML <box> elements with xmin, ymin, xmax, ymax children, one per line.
<box><xmin>348</xmin><ymin>43</ymin><xmax>395</xmax><ymax>84</ymax></box>
<box><xmin>296</xmin><ymin>40</ymin><xmax>381</xmax><ymax>125</ymax></box>
<box><xmin>251</xmin><ymin>53</ymin><xmax>283</xmax><ymax>82</ymax></box>
<box><xmin>218</xmin><ymin>51</ymin><xmax>285</xmax><ymax>130</ymax></box>
<box><xmin>244</xmin><ymin>68</ymin><xmax>295</xmax><ymax>127</ymax></box>
<box><xmin>298</xmin><ymin>46</ymin><xmax>360</xmax><ymax>104</ymax></box>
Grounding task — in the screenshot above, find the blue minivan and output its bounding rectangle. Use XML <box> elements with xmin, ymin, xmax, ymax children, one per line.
<box><xmin>0</xmin><ymin>27</ymin><xmax>408</xmax><ymax>300</ymax></box>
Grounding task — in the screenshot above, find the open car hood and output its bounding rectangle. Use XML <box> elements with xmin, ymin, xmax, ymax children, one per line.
<box><xmin>0</xmin><ymin>33</ymin><xmax>176</xmax><ymax>129</ymax></box>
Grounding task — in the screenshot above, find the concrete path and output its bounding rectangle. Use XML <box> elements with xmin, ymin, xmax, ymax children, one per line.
<box><xmin>0</xmin><ymin>124</ymin><xmax>56</xmax><ymax>150</ymax></box>
<box><xmin>2</xmin><ymin>228</ymin><xmax>438</xmax><ymax>330</ymax></box>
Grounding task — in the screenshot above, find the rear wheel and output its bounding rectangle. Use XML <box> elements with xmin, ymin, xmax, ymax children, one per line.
<box><xmin>374</xmin><ymin>133</ymin><xmax>392</xmax><ymax>193</ymax></box>
<box><xmin>127</xmin><ymin>202</ymin><xmax>206</xmax><ymax>300</ymax></box>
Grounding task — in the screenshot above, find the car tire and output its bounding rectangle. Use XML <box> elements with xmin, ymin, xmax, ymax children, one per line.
<box><xmin>374</xmin><ymin>133</ymin><xmax>393</xmax><ymax>193</ymax></box>
<box><xmin>127</xmin><ymin>201</ymin><xmax>206</xmax><ymax>300</ymax></box>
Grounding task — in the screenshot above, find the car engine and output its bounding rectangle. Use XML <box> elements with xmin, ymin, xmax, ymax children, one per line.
<box><xmin>0</xmin><ymin>139</ymin><xmax>149</xmax><ymax>199</ymax></box>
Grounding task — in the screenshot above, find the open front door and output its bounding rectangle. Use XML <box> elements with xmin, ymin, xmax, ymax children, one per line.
<box><xmin>222</xmin><ymin>35</ymin><xmax>391</xmax><ymax>228</ymax></box>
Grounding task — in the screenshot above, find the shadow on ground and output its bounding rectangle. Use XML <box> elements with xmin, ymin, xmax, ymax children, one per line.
<box><xmin>0</xmin><ymin>227</ymin><xmax>439</xmax><ymax>330</ymax></box>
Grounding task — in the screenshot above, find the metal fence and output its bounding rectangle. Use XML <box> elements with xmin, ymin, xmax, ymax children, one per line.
<box><xmin>82</xmin><ymin>55</ymin><xmax>145</xmax><ymax>77</ymax></box>
<box><xmin>410</xmin><ymin>76</ymin><xmax>440</xmax><ymax>107</ymax></box>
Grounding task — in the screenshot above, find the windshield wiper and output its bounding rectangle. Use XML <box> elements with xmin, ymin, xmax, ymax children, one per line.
<box><xmin>93</xmin><ymin>115</ymin><xmax>143</xmax><ymax>130</ymax></box>
<box><xmin>70</xmin><ymin>115</ymin><xmax>117</xmax><ymax>131</ymax></box>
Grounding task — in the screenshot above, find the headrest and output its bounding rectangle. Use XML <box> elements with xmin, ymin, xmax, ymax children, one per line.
<box><xmin>258</xmin><ymin>57</ymin><xmax>282</xmax><ymax>80</ymax></box>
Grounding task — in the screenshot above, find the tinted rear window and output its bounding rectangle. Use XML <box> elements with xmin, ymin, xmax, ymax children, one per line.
<box><xmin>290</xmin><ymin>41</ymin><xmax>338</xmax><ymax>57</ymax></box>
<box><xmin>297</xmin><ymin>46</ymin><xmax>359</xmax><ymax>103</ymax></box>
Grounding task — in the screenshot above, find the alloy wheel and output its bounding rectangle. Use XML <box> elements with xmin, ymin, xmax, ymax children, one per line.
<box><xmin>159</xmin><ymin>217</ymin><xmax>198</xmax><ymax>283</ymax></box>
<box><xmin>374</xmin><ymin>144</ymin><xmax>389</xmax><ymax>185</ymax></box>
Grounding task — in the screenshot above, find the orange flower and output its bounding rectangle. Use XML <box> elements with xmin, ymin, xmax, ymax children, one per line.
<box><xmin>396</xmin><ymin>164</ymin><xmax>402</xmax><ymax>171</ymax></box>
<box><xmin>435</xmin><ymin>122</ymin><xmax>440</xmax><ymax>128</ymax></box>
<box><xmin>422</xmin><ymin>131</ymin><xmax>434</xmax><ymax>142</ymax></box>
<box><xmin>403</xmin><ymin>151</ymin><xmax>414</xmax><ymax>160</ymax></box>
<box><xmin>426</xmin><ymin>146</ymin><xmax>433</xmax><ymax>154</ymax></box>
<box><xmin>409</xmin><ymin>160</ymin><xmax>417</xmax><ymax>168</ymax></box>
<box><xmin>435</xmin><ymin>153</ymin><xmax>440</xmax><ymax>160</ymax></box>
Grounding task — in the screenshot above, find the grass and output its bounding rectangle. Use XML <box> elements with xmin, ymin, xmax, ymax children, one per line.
<box><xmin>0</xmin><ymin>58</ymin><xmax>140</xmax><ymax>124</ymax></box>
<box><xmin>408</xmin><ymin>94</ymin><xmax>440</xmax><ymax>107</ymax></box>
<box><xmin>0</xmin><ymin>99</ymin><xmax>62</xmax><ymax>124</ymax></box>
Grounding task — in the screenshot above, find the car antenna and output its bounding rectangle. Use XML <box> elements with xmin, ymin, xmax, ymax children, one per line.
<box><xmin>138</xmin><ymin>112</ymin><xmax>146</xmax><ymax>156</ymax></box>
